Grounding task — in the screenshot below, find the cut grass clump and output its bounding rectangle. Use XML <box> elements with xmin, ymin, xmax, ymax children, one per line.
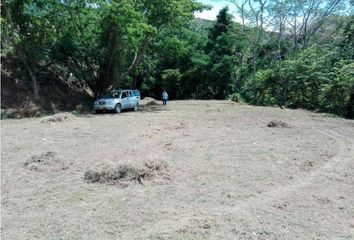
<box><xmin>40</xmin><ymin>113</ymin><xmax>76</xmax><ymax>123</ymax></box>
<box><xmin>84</xmin><ymin>160</ymin><xmax>168</xmax><ymax>185</ymax></box>
<box><xmin>267</xmin><ymin>120</ymin><xmax>290</xmax><ymax>128</ymax></box>
<box><xmin>24</xmin><ymin>151</ymin><xmax>70</xmax><ymax>171</ymax></box>
<box><xmin>144</xmin><ymin>160</ymin><xmax>168</xmax><ymax>172</ymax></box>
<box><xmin>85</xmin><ymin>164</ymin><xmax>148</xmax><ymax>183</ymax></box>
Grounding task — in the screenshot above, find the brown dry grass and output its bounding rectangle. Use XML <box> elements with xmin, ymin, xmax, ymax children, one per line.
<box><xmin>23</xmin><ymin>151</ymin><xmax>71</xmax><ymax>172</ymax></box>
<box><xmin>40</xmin><ymin>113</ymin><xmax>76</xmax><ymax>123</ymax></box>
<box><xmin>1</xmin><ymin>100</ymin><xmax>354</xmax><ymax>240</ymax></box>
<box><xmin>84</xmin><ymin>160</ymin><xmax>169</xmax><ymax>185</ymax></box>
<box><xmin>267</xmin><ymin>120</ymin><xmax>290</xmax><ymax>128</ymax></box>
<box><xmin>140</xmin><ymin>97</ymin><xmax>160</xmax><ymax>106</ymax></box>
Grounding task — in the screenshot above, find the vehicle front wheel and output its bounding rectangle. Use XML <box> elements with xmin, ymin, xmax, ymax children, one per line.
<box><xmin>115</xmin><ymin>104</ymin><xmax>122</xmax><ymax>113</ymax></box>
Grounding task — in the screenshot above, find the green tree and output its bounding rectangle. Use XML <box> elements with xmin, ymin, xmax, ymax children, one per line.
<box><xmin>205</xmin><ymin>7</ymin><xmax>236</xmax><ymax>99</ymax></box>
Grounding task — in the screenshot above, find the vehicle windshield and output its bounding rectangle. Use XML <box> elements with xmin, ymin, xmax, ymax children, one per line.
<box><xmin>102</xmin><ymin>91</ymin><xmax>121</xmax><ymax>99</ymax></box>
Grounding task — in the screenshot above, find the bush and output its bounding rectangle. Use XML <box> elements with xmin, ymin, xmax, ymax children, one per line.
<box><xmin>319</xmin><ymin>61</ymin><xmax>354</xmax><ymax>117</ymax></box>
<box><xmin>229</xmin><ymin>93</ymin><xmax>242</xmax><ymax>102</ymax></box>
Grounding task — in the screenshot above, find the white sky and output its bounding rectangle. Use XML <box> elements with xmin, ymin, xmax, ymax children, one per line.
<box><xmin>194</xmin><ymin>0</ymin><xmax>242</xmax><ymax>22</ymax></box>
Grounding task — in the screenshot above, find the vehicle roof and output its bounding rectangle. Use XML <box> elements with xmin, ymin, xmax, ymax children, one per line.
<box><xmin>109</xmin><ymin>89</ymin><xmax>139</xmax><ymax>92</ymax></box>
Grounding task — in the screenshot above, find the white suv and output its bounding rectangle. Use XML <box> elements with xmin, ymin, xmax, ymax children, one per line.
<box><xmin>93</xmin><ymin>89</ymin><xmax>140</xmax><ymax>113</ymax></box>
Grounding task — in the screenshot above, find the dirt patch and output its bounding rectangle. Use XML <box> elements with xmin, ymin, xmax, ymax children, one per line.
<box><xmin>40</xmin><ymin>113</ymin><xmax>76</xmax><ymax>123</ymax></box>
<box><xmin>175</xmin><ymin>121</ymin><xmax>186</xmax><ymax>129</ymax></box>
<box><xmin>267</xmin><ymin>120</ymin><xmax>290</xmax><ymax>128</ymax></box>
<box><xmin>163</xmin><ymin>122</ymin><xmax>186</xmax><ymax>131</ymax></box>
<box><xmin>24</xmin><ymin>151</ymin><xmax>70</xmax><ymax>172</ymax></box>
<box><xmin>84</xmin><ymin>160</ymin><xmax>169</xmax><ymax>185</ymax></box>
<box><xmin>164</xmin><ymin>142</ymin><xmax>176</xmax><ymax>150</ymax></box>
<box><xmin>300</xmin><ymin>160</ymin><xmax>315</xmax><ymax>171</ymax></box>
<box><xmin>140</xmin><ymin>97</ymin><xmax>160</xmax><ymax>106</ymax></box>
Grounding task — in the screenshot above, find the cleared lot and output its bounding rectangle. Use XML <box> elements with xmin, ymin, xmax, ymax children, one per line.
<box><xmin>1</xmin><ymin>100</ymin><xmax>354</xmax><ymax>239</ymax></box>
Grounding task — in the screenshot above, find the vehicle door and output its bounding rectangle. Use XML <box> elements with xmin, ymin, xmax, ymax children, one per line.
<box><xmin>133</xmin><ymin>90</ymin><xmax>140</xmax><ymax>102</ymax></box>
<box><xmin>120</xmin><ymin>91</ymin><xmax>129</xmax><ymax>109</ymax></box>
<box><xmin>128</xmin><ymin>90</ymin><xmax>136</xmax><ymax>108</ymax></box>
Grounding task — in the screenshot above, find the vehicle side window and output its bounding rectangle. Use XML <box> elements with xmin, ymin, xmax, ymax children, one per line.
<box><xmin>133</xmin><ymin>90</ymin><xmax>140</xmax><ymax>96</ymax></box>
<box><xmin>121</xmin><ymin>92</ymin><xmax>127</xmax><ymax>99</ymax></box>
<box><xmin>129</xmin><ymin>91</ymin><xmax>133</xmax><ymax>97</ymax></box>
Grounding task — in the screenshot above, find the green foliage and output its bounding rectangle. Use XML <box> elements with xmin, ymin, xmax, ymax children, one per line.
<box><xmin>252</xmin><ymin>46</ymin><xmax>354</xmax><ymax>117</ymax></box>
<box><xmin>283</xmin><ymin>46</ymin><xmax>330</xmax><ymax>109</ymax></box>
<box><xmin>2</xmin><ymin>0</ymin><xmax>353</xmax><ymax>118</ymax></box>
<box><xmin>229</xmin><ymin>93</ymin><xmax>243</xmax><ymax>102</ymax></box>
<box><xmin>252</xmin><ymin>68</ymin><xmax>279</xmax><ymax>105</ymax></box>
<box><xmin>208</xmin><ymin>7</ymin><xmax>233</xmax><ymax>42</ymax></box>
<box><xmin>319</xmin><ymin>61</ymin><xmax>354</xmax><ymax>116</ymax></box>
<box><xmin>204</xmin><ymin>7</ymin><xmax>236</xmax><ymax>99</ymax></box>
<box><xmin>3</xmin><ymin>0</ymin><xmax>200</xmax><ymax>95</ymax></box>
<box><xmin>161</xmin><ymin>69</ymin><xmax>182</xmax><ymax>97</ymax></box>
<box><xmin>338</xmin><ymin>16</ymin><xmax>354</xmax><ymax>60</ymax></box>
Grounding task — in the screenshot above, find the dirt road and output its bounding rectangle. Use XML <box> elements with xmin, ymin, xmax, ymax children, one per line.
<box><xmin>1</xmin><ymin>100</ymin><xmax>354</xmax><ymax>239</ymax></box>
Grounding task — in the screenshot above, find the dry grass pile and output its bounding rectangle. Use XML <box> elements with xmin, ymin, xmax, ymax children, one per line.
<box><xmin>40</xmin><ymin>113</ymin><xmax>76</xmax><ymax>123</ymax></box>
<box><xmin>140</xmin><ymin>97</ymin><xmax>159</xmax><ymax>106</ymax></box>
<box><xmin>84</xmin><ymin>160</ymin><xmax>169</xmax><ymax>185</ymax></box>
<box><xmin>24</xmin><ymin>151</ymin><xmax>70</xmax><ymax>171</ymax></box>
<box><xmin>267</xmin><ymin>120</ymin><xmax>290</xmax><ymax>128</ymax></box>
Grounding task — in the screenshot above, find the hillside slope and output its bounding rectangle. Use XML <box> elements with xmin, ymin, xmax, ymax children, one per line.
<box><xmin>1</xmin><ymin>57</ymin><xmax>93</xmax><ymax>118</ymax></box>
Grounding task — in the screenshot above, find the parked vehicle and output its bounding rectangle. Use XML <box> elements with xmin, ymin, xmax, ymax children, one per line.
<box><xmin>93</xmin><ymin>89</ymin><xmax>140</xmax><ymax>113</ymax></box>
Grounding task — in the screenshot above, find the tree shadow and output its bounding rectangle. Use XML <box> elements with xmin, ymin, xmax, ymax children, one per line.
<box><xmin>97</xmin><ymin>105</ymin><xmax>170</xmax><ymax>116</ymax></box>
<box><xmin>138</xmin><ymin>104</ymin><xmax>170</xmax><ymax>113</ymax></box>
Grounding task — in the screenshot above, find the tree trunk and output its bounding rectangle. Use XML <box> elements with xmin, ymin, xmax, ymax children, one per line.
<box><xmin>236</xmin><ymin>51</ymin><xmax>244</xmax><ymax>92</ymax></box>
<box><xmin>3</xmin><ymin>1</ymin><xmax>39</xmax><ymax>100</ymax></box>
<box><xmin>293</xmin><ymin>17</ymin><xmax>298</xmax><ymax>57</ymax></box>
<box><xmin>21</xmin><ymin>53</ymin><xmax>40</xmax><ymax>100</ymax></box>
<box><xmin>127</xmin><ymin>33</ymin><xmax>153</xmax><ymax>87</ymax></box>
<box><xmin>252</xmin><ymin>46</ymin><xmax>257</xmax><ymax>103</ymax></box>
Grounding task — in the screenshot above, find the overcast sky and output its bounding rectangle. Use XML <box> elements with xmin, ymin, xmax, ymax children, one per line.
<box><xmin>194</xmin><ymin>0</ymin><xmax>242</xmax><ymax>22</ymax></box>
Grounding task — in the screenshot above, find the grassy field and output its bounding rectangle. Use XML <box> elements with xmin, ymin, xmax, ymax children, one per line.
<box><xmin>1</xmin><ymin>100</ymin><xmax>354</xmax><ymax>239</ymax></box>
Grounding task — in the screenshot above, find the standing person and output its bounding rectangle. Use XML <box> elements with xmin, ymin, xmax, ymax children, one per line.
<box><xmin>162</xmin><ymin>90</ymin><xmax>168</xmax><ymax>105</ymax></box>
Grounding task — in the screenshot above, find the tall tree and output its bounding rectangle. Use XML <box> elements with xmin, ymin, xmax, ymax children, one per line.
<box><xmin>205</xmin><ymin>7</ymin><xmax>236</xmax><ymax>99</ymax></box>
<box><xmin>229</xmin><ymin>0</ymin><xmax>271</xmax><ymax>102</ymax></box>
